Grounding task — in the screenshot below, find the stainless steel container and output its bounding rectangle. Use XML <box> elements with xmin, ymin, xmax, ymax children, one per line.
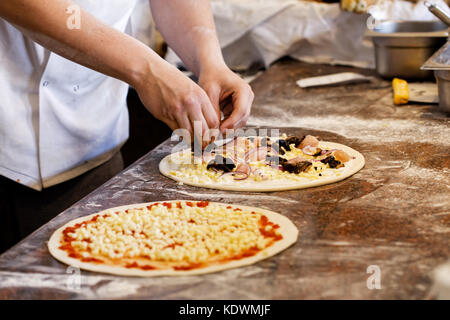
<box><xmin>435</xmin><ymin>70</ymin><xmax>450</xmax><ymax>113</ymax></box>
<box><xmin>367</xmin><ymin>21</ymin><xmax>448</xmax><ymax>79</ymax></box>
<box><xmin>422</xmin><ymin>41</ymin><xmax>450</xmax><ymax>114</ymax></box>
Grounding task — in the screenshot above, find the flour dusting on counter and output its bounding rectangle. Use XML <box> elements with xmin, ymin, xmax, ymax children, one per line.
<box><xmin>163</xmin><ymin>187</ymin><xmax>299</xmax><ymax>204</ymax></box>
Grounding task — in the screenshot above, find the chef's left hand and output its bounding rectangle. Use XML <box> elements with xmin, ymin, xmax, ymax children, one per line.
<box><xmin>198</xmin><ymin>65</ymin><xmax>254</xmax><ymax>133</ymax></box>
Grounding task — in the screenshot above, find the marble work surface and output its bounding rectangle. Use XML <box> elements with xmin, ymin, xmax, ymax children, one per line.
<box><xmin>0</xmin><ymin>59</ymin><xmax>449</xmax><ymax>299</ymax></box>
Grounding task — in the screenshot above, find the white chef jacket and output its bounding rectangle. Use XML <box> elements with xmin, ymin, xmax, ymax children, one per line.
<box><xmin>0</xmin><ymin>0</ymin><xmax>152</xmax><ymax>191</ymax></box>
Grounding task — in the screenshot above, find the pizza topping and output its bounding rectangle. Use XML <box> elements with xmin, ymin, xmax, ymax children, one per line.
<box><xmin>285</xmin><ymin>136</ymin><xmax>303</xmax><ymax>148</ymax></box>
<box><xmin>228</xmin><ymin>246</ymin><xmax>261</xmax><ymax>261</ymax></box>
<box><xmin>245</xmin><ymin>146</ymin><xmax>278</xmax><ymax>162</ymax></box>
<box><xmin>269</xmin><ymin>135</ymin><xmax>318</xmax><ymax>155</ymax></box>
<box><xmin>318</xmin><ymin>149</ymin><xmax>336</xmax><ymax>157</ymax></box>
<box><xmin>220</xmin><ymin>171</ymin><xmax>249</xmax><ymax>181</ymax></box>
<box><xmin>320</xmin><ymin>156</ymin><xmax>344</xmax><ymax>169</ymax></box>
<box><xmin>251</xmin><ymin>168</ymin><xmax>268</xmax><ymax>180</ymax></box>
<box><xmin>281</xmin><ymin>158</ymin><xmax>313</xmax><ymax>174</ymax></box>
<box><xmin>271</xmin><ymin>140</ymin><xmax>287</xmax><ymax>154</ymax></box>
<box><xmin>302</xmin><ymin>145</ymin><xmax>319</xmax><ymax>156</ymax></box>
<box><xmin>235</xmin><ymin>163</ymin><xmax>251</xmax><ymax>176</ymax></box>
<box><xmin>81</xmin><ymin>257</ymin><xmax>104</xmax><ymax>263</ymax></box>
<box><xmin>207</xmin><ymin>155</ymin><xmax>235</xmax><ymax>172</ymax></box>
<box><xmin>126</xmin><ymin>262</ymin><xmax>155</xmax><ymax>270</ymax></box>
<box><xmin>168</xmin><ymin>134</ymin><xmax>354</xmax><ymax>185</ymax></box>
<box><xmin>58</xmin><ymin>202</ymin><xmax>283</xmax><ymax>271</ymax></box>
<box><xmin>333</xmin><ymin>149</ymin><xmax>351</xmax><ymax>163</ymax></box>
<box><xmin>196</xmin><ymin>200</ymin><xmax>209</xmax><ymax>207</ymax></box>
<box><xmin>265</xmin><ymin>155</ymin><xmax>287</xmax><ymax>166</ymax></box>
<box><xmin>259</xmin><ymin>215</ymin><xmax>282</xmax><ymax>240</ymax></box>
<box><xmin>202</xmin><ymin>151</ymin><xmax>216</xmax><ymax>164</ymax></box>
<box><xmin>298</xmin><ymin>135</ymin><xmax>319</xmax><ymax>149</ymax></box>
<box><xmin>285</xmin><ymin>156</ymin><xmax>308</xmax><ymax>165</ymax></box>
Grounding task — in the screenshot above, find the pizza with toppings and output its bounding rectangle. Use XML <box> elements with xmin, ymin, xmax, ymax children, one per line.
<box><xmin>159</xmin><ymin>134</ymin><xmax>365</xmax><ymax>192</ymax></box>
<box><xmin>48</xmin><ymin>200</ymin><xmax>298</xmax><ymax>276</ymax></box>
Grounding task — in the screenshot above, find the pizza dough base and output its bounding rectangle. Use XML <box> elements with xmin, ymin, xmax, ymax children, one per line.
<box><xmin>48</xmin><ymin>201</ymin><xmax>298</xmax><ymax>277</ymax></box>
<box><xmin>159</xmin><ymin>141</ymin><xmax>365</xmax><ymax>192</ymax></box>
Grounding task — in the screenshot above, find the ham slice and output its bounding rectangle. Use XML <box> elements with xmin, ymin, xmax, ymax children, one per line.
<box><xmin>299</xmin><ymin>135</ymin><xmax>319</xmax><ymax>149</ymax></box>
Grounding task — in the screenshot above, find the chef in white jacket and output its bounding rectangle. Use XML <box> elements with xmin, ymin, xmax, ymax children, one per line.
<box><xmin>0</xmin><ymin>0</ymin><xmax>253</xmax><ymax>253</ymax></box>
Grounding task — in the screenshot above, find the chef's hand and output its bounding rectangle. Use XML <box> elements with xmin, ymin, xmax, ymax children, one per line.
<box><xmin>134</xmin><ymin>58</ymin><xmax>220</xmax><ymax>141</ymax></box>
<box><xmin>199</xmin><ymin>65</ymin><xmax>254</xmax><ymax>133</ymax></box>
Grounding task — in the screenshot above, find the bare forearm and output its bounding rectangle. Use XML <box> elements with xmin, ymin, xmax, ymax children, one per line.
<box><xmin>0</xmin><ymin>0</ymin><xmax>251</xmax><ymax>134</ymax></box>
<box><xmin>149</xmin><ymin>0</ymin><xmax>225</xmax><ymax>76</ymax></box>
<box><xmin>0</xmin><ymin>0</ymin><xmax>159</xmax><ymax>87</ymax></box>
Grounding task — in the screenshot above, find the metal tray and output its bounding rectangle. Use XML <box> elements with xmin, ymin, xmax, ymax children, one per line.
<box><xmin>366</xmin><ymin>21</ymin><xmax>448</xmax><ymax>79</ymax></box>
<box><xmin>422</xmin><ymin>41</ymin><xmax>450</xmax><ymax>113</ymax></box>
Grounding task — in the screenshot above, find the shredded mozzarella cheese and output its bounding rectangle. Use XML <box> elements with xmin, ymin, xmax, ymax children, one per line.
<box><xmin>64</xmin><ymin>202</ymin><xmax>281</xmax><ymax>265</ymax></box>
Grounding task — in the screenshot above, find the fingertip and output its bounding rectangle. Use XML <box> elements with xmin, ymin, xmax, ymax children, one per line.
<box><xmin>219</xmin><ymin>121</ymin><xmax>233</xmax><ymax>133</ymax></box>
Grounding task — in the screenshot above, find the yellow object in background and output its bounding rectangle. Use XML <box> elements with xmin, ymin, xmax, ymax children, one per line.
<box><xmin>392</xmin><ymin>78</ymin><xmax>409</xmax><ymax>105</ymax></box>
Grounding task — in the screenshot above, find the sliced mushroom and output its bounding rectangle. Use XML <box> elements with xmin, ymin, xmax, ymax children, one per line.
<box><xmin>206</xmin><ymin>155</ymin><xmax>236</xmax><ymax>172</ymax></box>
<box><xmin>282</xmin><ymin>161</ymin><xmax>312</xmax><ymax>174</ymax></box>
<box><xmin>320</xmin><ymin>156</ymin><xmax>343</xmax><ymax>169</ymax></box>
<box><xmin>282</xmin><ymin>156</ymin><xmax>312</xmax><ymax>173</ymax></box>
<box><xmin>285</xmin><ymin>136</ymin><xmax>303</xmax><ymax>148</ymax></box>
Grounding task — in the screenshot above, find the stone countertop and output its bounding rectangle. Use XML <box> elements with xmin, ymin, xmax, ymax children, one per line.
<box><xmin>0</xmin><ymin>59</ymin><xmax>449</xmax><ymax>299</ymax></box>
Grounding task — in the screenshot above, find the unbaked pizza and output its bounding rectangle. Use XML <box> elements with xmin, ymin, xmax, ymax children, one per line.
<box><xmin>159</xmin><ymin>134</ymin><xmax>365</xmax><ymax>192</ymax></box>
<box><xmin>48</xmin><ymin>200</ymin><xmax>298</xmax><ymax>276</ymax></box>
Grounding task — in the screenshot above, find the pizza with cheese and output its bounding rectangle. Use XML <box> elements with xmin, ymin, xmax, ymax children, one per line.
<box><xmin>48</xmin><ymin>200</ymin><xmax>298</xmax><ymax>276</ymax></box>
<box><xmin>159</xmin><ymin>134</ymin><xmax>365</xmax><ymax>192</ymax></box>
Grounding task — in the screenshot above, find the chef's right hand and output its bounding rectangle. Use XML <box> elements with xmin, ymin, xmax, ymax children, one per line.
<box><xmin>134</xmin><ymin>58</ymin><xmax>220</xmax><ymax>142</ymax></box>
